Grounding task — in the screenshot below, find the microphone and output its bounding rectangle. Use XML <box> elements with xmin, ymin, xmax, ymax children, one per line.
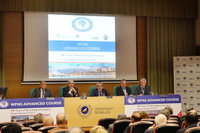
<box><xmin>12</xmin><ymin>90</ymin><xmax>15</xmax><ymax>99</ymax></box>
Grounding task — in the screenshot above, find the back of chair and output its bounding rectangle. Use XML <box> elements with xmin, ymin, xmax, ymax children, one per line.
<box><xmin>141</xmin><ymin>119</ymin><xmax>155</xmax><ymax>124</ymax></box>
<box><xmin>22</xmin><ymin>121</ymin><xmax>35</xmax><ymax>127</ymax></box>
<box><xmin>89</xmin><ymin>86</ymin><xmax>96</xmax><ymax>96</ymax></box>
<box><xmin>112</xmin><ymin>120</ymin><xmax>131</xmax><ymax>133</ymax></box>
<box><xmin>51</xmin><ymin>129</ymin><xmax>69</xmax><ymax>133</ymax></box>
<box><xmin>30</xmin><ymin>89</ymin><xmax>35</xmax><ymax>98</ymax></box>
<box><xmin>38</xmin><ymin>126</ymin><xmax>56</xmax><ymax>133</ymax></box>
<box><xmin>185</xmin><ymin>126</ymin><xmax>200</xmax><ymax>133</ymax></box>
<box><xmin>130</xmin><ymin>85</ymin><xmax>138</xmax><ymax>95</ymax></box>
<box><xmin>59</xmin><ymin>86</ymin><xmax>65</xmax><ymax>97</ymax></box>
<box><xmin>170</xmin><ymin>115</ymin><xmax>180</xmax><ymax>121</ymax></box>
<box><xmin>167</xmin><ymin>120</ymin><xmax>179</xmax><ymax>125</ymax></box>
<box><xmin>22</xmin><ymin>131</ymin><xmax>42</xmax><ymax>133</ymax></box>
<box><xmin>154</xmin><ymin>124</ymin><xmax>180</xmax><ymax>133</ymax></box>
<box><xmin>29</xmin><ymin>124</ymin><xmax>43</xmax><ymax>131</ymax></box>
<box><xmin>22</xmin><ymin>127</ymin><xmax>33</xmax><ymax>131</ymax></box>
<box><xmin>149</xmin><ymin>115</ymin><xmax>156</xmax><ymax>119</ymax></box>
<box><xmin>113</xmin><ymin>86</ymin><xmax>118</xmax><ymax>96</ymax></box>
<box><xmin>130</xmin><ymin>121</ymin><xmax>153</xmax><ymax>133</ymax></box>
<box><xmin>98</xmin><ymin>118</ymin><xmax>117</xmax><ymax>129</ymax></box>
<box><xmin>0</xmin><ymin>122</ymin><xmax>18</xmax><ymax>129</ymax></box>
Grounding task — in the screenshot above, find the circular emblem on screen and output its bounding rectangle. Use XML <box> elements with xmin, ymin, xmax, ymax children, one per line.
<box><xmin>77</xmin><ymin>105</ymin><xmax>92</xmax><ymax>118</ymax></box>
<box><xmin>127</xmin><ymin>97</ymin><xmax>136</xmax><ymax>104</ymax></box>
<box><xmin>0</xmin><ymin>100</ymin><xmax>9</xmax><ymax>108</ymax></box>
<box><xmin>72</xmin><ymin>17</ymin><xmax>93</xmax><ymax>32</ymax></box>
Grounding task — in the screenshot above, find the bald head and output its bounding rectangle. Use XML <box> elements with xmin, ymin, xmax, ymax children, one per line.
<box><xmin>43</xmin><ymin>116</ymin><xmax>54</xmax><ymax>126</ymax></box>
<box><xmin>131</xmin><ymin>112</ymin><xmax>141</xmax><ymax>122</ymax></box>
<box><xmin>68</xmin><ymin>126</ymin><xmax>85</xmax><ymax>133</ymax></box>
<box><xmin>155</xmin><ymin>114</ymin><xmax>167</xmax><ymax>125</ymax></box>
<box><xmin>189</xmin><ymin>110</ymin><xmax>197</xmax><ymax>114</ymax></box>
<box><xmin>56</xmin><ymin>113</ymin><xmax>68</xmax><ymax>125</ymax></box>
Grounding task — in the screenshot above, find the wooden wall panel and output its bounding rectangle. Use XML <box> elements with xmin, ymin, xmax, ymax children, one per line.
<box><xmin>196</xmin><ymin>45</ymin><xmax>200</xmax><ymax>55</ymax></box>
<box><xmin>3</xmin><ymin>12</ymin><xmax>147</xmax><ymax>98</ymax></box>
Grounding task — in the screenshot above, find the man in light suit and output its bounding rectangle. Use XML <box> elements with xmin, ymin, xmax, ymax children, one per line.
<box><xmin>116</xmin><ymin>79</ymin><xmax>132</xmax><ymax>96</ymax></box>
<box><xmin>90</xmin><ymin>82</ymin><xmax>110</xmax><ymax>96</ymax></box>
<box><xmin>63</xmin><ymin>80</ymin><xmax>80</xmax><ymax>97</ymax></box>
<box><xmin>135</xmin><ymin>78</ymin><xmax>151</xmax><ymax>95</ymax></box>
<box><xmin>31</xmin><ymin>81</ymin><xmax>54</xmax><ymax>98</ymax></box>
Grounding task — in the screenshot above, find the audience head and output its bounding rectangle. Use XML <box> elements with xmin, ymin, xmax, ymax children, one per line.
<box><xmin>140</xmin><ymin>78</ymin><xmax>147</xmax><ymax>88</ymax></box>
<box><xmin>121</xmin><ymin>79</ymin><xmax>127</xmax><ymax>88</ymax></box>
<box><xmin>96</xmin><ymin>82</ymin><xmax>103</xmax><ymax>91</ymax></box>
<box><xmin>131</xmin><ymin>112</ymin><xmax>141</xmax><ymax>123</ymax></box>
<box><xmin>164</xmin><ymin>107</ymin><xmax>173</xmax><ymax>115</ymax></box>
<box><xmin>43</xmin><ymin>116</ymin><xmax>54</xmax><ymax>126</ymax></box>
<box><xmin>68</xmin><ymin>126</ymin><xmax>85</xmax><ymax>133</ymax></box>
<box><xmin>154</xmin><ymin>114</ymin><xmax>167</xmax><ymax>126</ymax></box>
<box><xmin>2</xmin><ymin>123</ymin><xmax>22</xmax><ymax>133</ymax></box>
<box><xmin>68</xmin><ymin>80</ymin><xmax>74</xmax><ymax>88</ymax></box>
<box><xmin>117</xmin><ymin>113</ymin><xmax>127</xmax><ymax>120</ymax></box>
<box><xmin>185</xmin><ymin>112</ymin><xmax>198</xmax><ymax>127</ymax></box>
<box><xmin>40</xmin><ymin>81</ymin><xmax>46</xmax><ymax>90</ymax></box>
<box><xmin>189</xmin><ymin>110</ymin><xmax>197</xmax><ymax>114</ymax></box>
<box><xmin>34</xmin><ymin>113</ymin><xmax>44</xmax><ymax>123</ymax></box>
<box><xmin>56</xmin><ymin>113</ymin><xmax>68</xmax><ymax>125</ymax></box>
<box><xmin>140</xmin><ymin>111</ymin><xmax>150</xmax><ymax>119</ymax></box>
<box><xmin>185</xmin><ymin>106</ymin><xmax>193</xmax><ymax>114</ymax></box>
<box><xmin>89</xmin><ymin>126</ymin><xmax>107</xmax><ymax>133</ymax></box>
<box><xmin>160</xmin><ymin>109</ymin><xmax>170</xmax><ymax>120</ymax></box>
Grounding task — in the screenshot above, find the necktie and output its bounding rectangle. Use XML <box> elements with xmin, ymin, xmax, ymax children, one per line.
<box><xmin>42</xmin><ymin>90</ymin><xmax>45</xmax><ymax>98</ymax></box>
<box><xmin>99</xmin><ymin>91</ymin><xmax>102</xmax><ymax>96</ymax></box>
<box><xmin>142</xmin><ymin>88</ymin><xmax>145</xmax><ymax>94</ymax></box>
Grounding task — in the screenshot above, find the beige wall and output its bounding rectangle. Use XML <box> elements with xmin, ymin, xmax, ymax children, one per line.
<box><xmin>3</xmin><ymin>12</ymin><xmax>147</xmax><ymax>99</ymax></box>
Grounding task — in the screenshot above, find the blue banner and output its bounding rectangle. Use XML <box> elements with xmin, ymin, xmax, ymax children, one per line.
<box><xmin>125</xmin><ymin>95</ymin><xmax>181</xmax><ymax>105</ymax></box>
<box><xmin>0</xmin><ymin>98</ymin><xmax>64</xmax><ymax>109</ymax></box>
<box><xmin>49</xmin><ymin>41</ymin><xmax>115</xmax><ymax>52</ymax></box>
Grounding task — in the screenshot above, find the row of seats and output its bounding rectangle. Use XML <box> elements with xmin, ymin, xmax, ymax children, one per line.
<box><xmin>30</xmin><ymin>85</ymin><xmax>139</xmax><ymax>97</ymax></box>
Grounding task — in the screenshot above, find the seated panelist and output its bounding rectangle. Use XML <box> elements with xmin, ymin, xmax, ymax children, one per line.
<box><xmin>135</xmin><ymin>78</ymin><xmax>151</xmax><ymax>95</ymax></box>
<box><xmin>31</xmin><ymin>81</ymin><xmax>55</xmax><ymax>98</ymax></box>
<box><xmin>63</xmin><ymin>80</ymin><xmax>80</xmax><ymax>97</ymax></box>
<box><xmin>90</xmin><ymin>82</ymin><xmax>110</xmax><ymax>96</ymax></box>
<box><xmin>116</xmin><ymin>79</ymin><xmax>132</xmax><ymax>96</ymax></box>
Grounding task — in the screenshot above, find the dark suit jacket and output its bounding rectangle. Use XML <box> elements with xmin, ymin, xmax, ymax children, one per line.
<box><xmin>124</xmin><ymin>125</ymin><xmax>131</xmax><ymax>133</ymax></box>
<box><xmin>116</xmin><ymin>86</ymin><xmax>132</xmax><ymax>96</ymax></box>
<box><xmin>135</xmin><ymin>85</ymin><xmax>151</xmax><ymax>95</ymax></box>
<box><xmin>176</xmin><ymin>123</ymin><xmax>197</xmax><ymax>133</ymax></box>
<box><xmin>63</xmin><ymin>86</ymin><xmax>80</xmax><ymax>97</ymax></box>
<box><xmin>90</xmin><ymin>88</ymin><xmax>110</xmax><ymax>96</ymax></box>
<box><xmin>31</xmin><ymin>88</ymin><xmax>54</xmax><ymax>98</ymax></box>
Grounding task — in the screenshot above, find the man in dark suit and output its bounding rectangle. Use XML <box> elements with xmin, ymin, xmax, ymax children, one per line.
<box><xmin>176</xmin><ymin>111</ymin><xmax>198</xmax><ymax>133</ymax></box>
<box><xmin>31</xmin><ymin>81</ymin><xmax>54</xmax><ymax>98</ymax></box>
<box><xmin>63</xmin><ymin>80</ymin><xmax>80</xmax><ymax>97</ymax></box>
<box><xmin>116</xmin><ymin>79</ymin><xmax>132</xmax><ymax>96</ymax></box>
<box><xmin>90</xmin><ymin>82</ymin><xmax>110</xmax><ymax>96</ymax></box>
<box><xmin>135</xmin><ymin>78</ymin><xmax>151</xmax><ymax>95</ymax></box>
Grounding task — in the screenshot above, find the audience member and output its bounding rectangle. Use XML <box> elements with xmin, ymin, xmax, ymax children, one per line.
<box><xmin>140</xmin><ymin>111</ymin><xmax>150</xmax><ymax>119</ymax></box>
<box><xmin>107</xmin><ymin>113</ymin><xmax>127</xmax><ymax>133</ymax></box>
<box><xmin>165</xmin><ymin>106</ymin><xmax>173</xmax><ymax>115</ymax></box>
<box><xmin>145</xmin><ymin>114</ymin><xmax>167</xmax><ymax>133</ymax></box>
<box><xmin>160</xmin><ymin>109</ymin><xmax>170</xmax><ymax>120</ymax></box>
<box><xmin>48</xmin><ymin>113</ymin><xmax>68</xmax><ymax>133</ymax></box>
<box><xmin>2</xmin><ymin>123</ymin><xmax>22</xmax><ymax>133</ymax></box>
<box><xmin>180</xmin><ymin>106</ymin><xmax>194</xmax><ymax>126</ymax></box>
<box><xmin>34</xmin><ymin>113</ymin><xmax>44</xmax><ymax>123</ymax></box>
<box><xmin>68</xmin><ymin>126</ymin><xmax>85</xmax><ymax>133</ymax></box>
<box><xmin>176</xmin><ymin>112</ymin><xmax>198</xmax><ymax>133</ymax></box>
<box><xmin>90</xmin><ymin>126</ymin><xmax>107</xmax><ymax>133</ymax></box>
<box><xmin>43</xmin><ymin>116</ymin><xmax>54</xmax><ymax>126</ymax></box>
<box><xmin>124</xmin><ymin>112</ymin><xmax>141</xmax><ymax>133</ymax></box>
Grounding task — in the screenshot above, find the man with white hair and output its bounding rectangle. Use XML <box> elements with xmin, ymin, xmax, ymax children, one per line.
<box><xmin>43</xmin><ymin>116</ymin><xmax>54</xmax><ymax>126</ymax></box>
<box><xmin>48</xmin><ymin>113</ymin><xmax>68</xmax><ymax>133</ymax></box>
<box><xmin>63</xmin><ymin>80</ymin><xmax>80</xmax><ymax>97</ymax></box>
<box><xmin>145</xmin><ymin>114</ymin><xmax>167</xmax><ymax>133</ymax></box>
<box><xmin>67</xmin><ymin>126</ymin><xmax>85</xmax><ymax>133</ymax></box>
<box><xmin>90</xmin><ymin>82</ymin><xmax>110</xmax><ymax>96</ymax></box>
<box><xmin>135</xmin><ymin>78</ymin><xmax>151</xmax><ymax>95</ymax></box>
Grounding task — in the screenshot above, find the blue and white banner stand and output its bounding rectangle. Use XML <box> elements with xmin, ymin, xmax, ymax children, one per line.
<box><xmin>125</xmin><ymin>95</ymin><xmax>181</xmax><ymax>117</ymax></box>
<box><xmin>0</xmin><ymin>98</ymin><xmax>64</xmax><ymax>124</ymax></box>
